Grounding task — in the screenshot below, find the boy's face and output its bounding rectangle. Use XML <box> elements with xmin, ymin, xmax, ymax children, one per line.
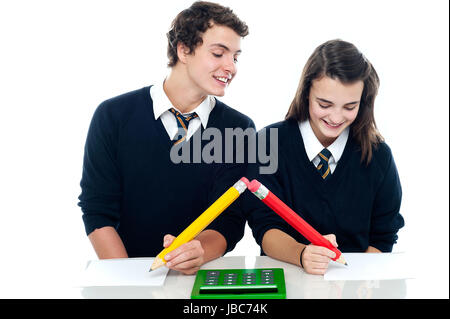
<box><xmin>183</xmin><ymin>24</ymin><xmax>242</xmax><ymax>97</ymax></box>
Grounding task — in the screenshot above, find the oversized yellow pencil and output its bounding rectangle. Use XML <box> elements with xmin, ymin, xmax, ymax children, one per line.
<box><xmin>149</xmin><ymin>177</ymin><xmax>249</xmax><ymax>271</ymax></box>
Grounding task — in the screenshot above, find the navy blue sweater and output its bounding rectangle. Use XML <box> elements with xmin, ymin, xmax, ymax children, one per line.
<box><xmin>78</xmin><ymin>86</ymin><xmax>255</xmax><ymax>257</ymax></box>
<box><xmin>244</xmin><ymin>119</ymin><xmax>404</xmax><ymax>253</ymax></box>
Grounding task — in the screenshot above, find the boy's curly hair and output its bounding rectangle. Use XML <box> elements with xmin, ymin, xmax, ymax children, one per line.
<box><xmin>166</xmin><ymin>1</ymin><xmax>249</xmax><ymax>67</ymax></box>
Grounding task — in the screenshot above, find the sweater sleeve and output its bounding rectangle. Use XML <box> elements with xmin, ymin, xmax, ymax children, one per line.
<box><xmin>206</xmin><ymin>117</ymin><xmax>256</xmax><ymax>254</ymax></box>
<box><xmin>242</xmin><ymin>127</ymin><xmax>291</xmax><ymax>249</ymax></box>
<box><xmin>369</xmin><ymin>145</ymin><xmax>405</xmax><ymax>252</ymax></box>
<box><xmin>77</xmin><ymin>102</ymin><xmax>122</xmax><ymax>236</ymax></box>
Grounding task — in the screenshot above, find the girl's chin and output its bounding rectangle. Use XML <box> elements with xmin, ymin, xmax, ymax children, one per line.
<box><xmin>319</xmin><ymin>127</ymin><xmax>341</xmax><ymax>142</ymax></box>
<box><xmin>320</xmin><ymin>124</ymin><xmax>340</xmax><ymax>134</ymax></box>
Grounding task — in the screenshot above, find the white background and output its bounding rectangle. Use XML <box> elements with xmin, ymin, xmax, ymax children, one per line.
<box><xmin>0</xmin><ymin>0</ymin><xmax>448</xmax><ymax>298</ymax></box>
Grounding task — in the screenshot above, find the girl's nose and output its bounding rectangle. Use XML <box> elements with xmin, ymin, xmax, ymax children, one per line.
<box><xmin>328</xmin><ymin>109</ymin><xmax>345</xmax><ymax>125</ymax></box>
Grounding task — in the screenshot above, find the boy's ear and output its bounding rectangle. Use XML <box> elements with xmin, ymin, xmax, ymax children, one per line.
<box><xmin>177</xmin><ymin>42</ymin><xmax>191</xmax><ymax>64</ymax></box>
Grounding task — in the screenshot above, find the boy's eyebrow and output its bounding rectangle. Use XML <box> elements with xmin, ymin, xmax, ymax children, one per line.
<box><xmin>209</xmin><ymin>43</ymin><xmax>242</xmax><ymax>53</ymax></box>
<box><xmin>316</xmin><ymin>97</ymin><xmax>360</xmax><ymax>105</ymax></box>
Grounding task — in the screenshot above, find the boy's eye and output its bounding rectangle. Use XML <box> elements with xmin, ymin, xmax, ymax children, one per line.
<box><xmin>212</xmin><ymin>52</ymin><xmax>239</xmax><ymax>63</ymax></box>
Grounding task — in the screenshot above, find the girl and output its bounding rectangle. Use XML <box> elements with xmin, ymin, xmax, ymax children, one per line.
<box><xmin>245</xmin><ymin>39</ymin><xmax>404</xmax><ymax>275</ymax></box>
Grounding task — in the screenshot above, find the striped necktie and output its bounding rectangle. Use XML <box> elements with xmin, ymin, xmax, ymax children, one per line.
<box><xmin>317</xmin><ymin>148</ymin><xmax>332</xmax><ymax>180</ymax></box>
<box><xmin>169</xmin><ymin>108</ymin><xmax>199</xmax><ymax>145</ymax></box>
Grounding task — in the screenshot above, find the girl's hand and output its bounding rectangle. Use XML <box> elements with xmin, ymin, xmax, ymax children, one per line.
<box><xmin>300</xmin><ymin>234</ymin><xmax>338</xmax><ymax>275</ymax></box>
<box><xmin>162</xmin><ymin>234</ymin><xmax>204</xmax><ymax>275</ymax></box>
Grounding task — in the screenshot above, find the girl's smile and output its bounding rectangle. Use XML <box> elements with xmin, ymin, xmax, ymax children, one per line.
<box><xmin>308</xmin><ymin>76</ymin><xmax>363</xmax><ymax>147</ymax></box>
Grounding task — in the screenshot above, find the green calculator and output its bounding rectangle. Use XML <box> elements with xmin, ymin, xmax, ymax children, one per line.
<box><xmin>191</xmin><ymin>268</ymin><xmax>286</xmax><ymax>299</ymax></box>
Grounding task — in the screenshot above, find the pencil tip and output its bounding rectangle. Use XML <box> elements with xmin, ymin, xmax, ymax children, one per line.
<box><xmin>345</xmin><ymin>262</ymin><xmax>348</xmax><ymax>266</ymax></box>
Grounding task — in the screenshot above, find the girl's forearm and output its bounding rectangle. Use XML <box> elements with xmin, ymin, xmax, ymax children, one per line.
<box><xmin>261</xmin><ymin>228</ymin><xmax>305</xmax><ymax>267</ymax></box>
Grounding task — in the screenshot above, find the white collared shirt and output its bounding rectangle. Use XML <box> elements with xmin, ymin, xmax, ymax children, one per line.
<box><xmin>298</xmin><ymin>120</ymin><xmax>349</xmax><ymax>174</ymax></box>
<box><xmin>150</xmin><ymin>81</ymin><xmax>215</xmax><ymax>141</ymax></box>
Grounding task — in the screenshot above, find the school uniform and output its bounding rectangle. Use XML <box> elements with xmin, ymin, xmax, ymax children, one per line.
<box><xmin>245</xmin><ymin>119</ymin><xmax>404</xmax><ymax>253</ymax></box>
<box><xmin>78</xmin><ymin>83</ymin><xmax>255</xmax><ymax>257</ymax></box>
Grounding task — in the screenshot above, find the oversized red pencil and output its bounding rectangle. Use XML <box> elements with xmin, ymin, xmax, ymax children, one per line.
<box><xmin>247</xmin><ymin>179</ymin><xmax>347</xmax><ymax>265</ymax></box>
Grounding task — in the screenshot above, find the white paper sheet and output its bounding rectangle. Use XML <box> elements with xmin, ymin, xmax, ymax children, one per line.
<box><xmin>324</xmin><ymin>252</ymin><xmax>415</xmax><ymax>281</ymax></box>
<box><xmin>80</xmin><ymin>258</ymin><xmax>169</xmax><ymax>287</ymax></box>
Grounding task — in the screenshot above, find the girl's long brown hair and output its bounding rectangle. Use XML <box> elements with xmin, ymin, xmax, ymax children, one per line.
<box><xmin>286</xmin><ymin>39</ymin><xmax>384</xmax><ymax>164</ymax></box>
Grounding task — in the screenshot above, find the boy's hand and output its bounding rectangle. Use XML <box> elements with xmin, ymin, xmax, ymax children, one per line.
<box><xmin>162</xmin><ymin>234</ymin><xmax>204</xmax><ymax>275</ymax></box>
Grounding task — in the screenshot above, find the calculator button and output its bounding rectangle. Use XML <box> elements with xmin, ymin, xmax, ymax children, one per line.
<box><xmin>205</xmin><ymin>277</ymin><xmax>218</xmax><ymax>281</ymax></box>
<box><xmin>207</xmin><ymin>271</ymin><xmax>220</xmax><ymax>276</ymax></box>
<box><xmin>205</xmin><ymin>278</ymin><xmax>219</xmax><ymax>282</ymax></box>
<box><xmin>224</xmin><ymin>278</ymin><xmax>236</xmax><ymax>282</ymax></box>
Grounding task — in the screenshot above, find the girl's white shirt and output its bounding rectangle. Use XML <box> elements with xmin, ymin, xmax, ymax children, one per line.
<box><xmin>298</xmin><ymin>120</ymin><xmax>349</xmax><ymax>174</ymax></box>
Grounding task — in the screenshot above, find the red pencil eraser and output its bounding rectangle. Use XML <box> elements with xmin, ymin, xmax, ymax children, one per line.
<box><xmin>247</xmin><ymin>179</ymin><xmax>261</xmax><ymax>192</ymax></box>
<box><xmin>239</xmin><ymin>177</ymin><xmax>250</xmax><ymax>186</ymax></box>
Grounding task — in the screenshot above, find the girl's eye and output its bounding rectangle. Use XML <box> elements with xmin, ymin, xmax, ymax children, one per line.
<box><xmin>344</xmin><ymin>104</ymin><xmax>358</xmax><ymax>111</ymax></box>
<box><xmin>318</xmin><ymin>103</ymin><xmax>331</xmax><ymax>109</ymax></box>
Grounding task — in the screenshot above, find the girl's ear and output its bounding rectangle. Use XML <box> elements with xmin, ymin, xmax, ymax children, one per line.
<box><xmin>177</xmin><ymin>42</ymin><xmax>191</xmax><ymax>64</ymax></box>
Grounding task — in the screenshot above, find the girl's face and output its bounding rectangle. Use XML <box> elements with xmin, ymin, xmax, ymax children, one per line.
<box><xmin>183</xmin><ymin>24</ymin><xmax>241</xmax><ymax>97</ymax></box>
<box><xmin>308</xmin><ymin>76</ymin><xmax>364</xmax><ymax>147</ymax></box>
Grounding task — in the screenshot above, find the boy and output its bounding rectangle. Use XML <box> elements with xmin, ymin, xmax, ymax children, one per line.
<box><xmin>78</xmin><ymin>1</ymin><xmax>253</xmax><ymax>274</ymax></box>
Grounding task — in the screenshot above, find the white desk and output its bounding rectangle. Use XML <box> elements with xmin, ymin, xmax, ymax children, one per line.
<box><xmin>79</xmin><ymin>256</ymin><xmax>413</xmax><ymax>299</ymax></box>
